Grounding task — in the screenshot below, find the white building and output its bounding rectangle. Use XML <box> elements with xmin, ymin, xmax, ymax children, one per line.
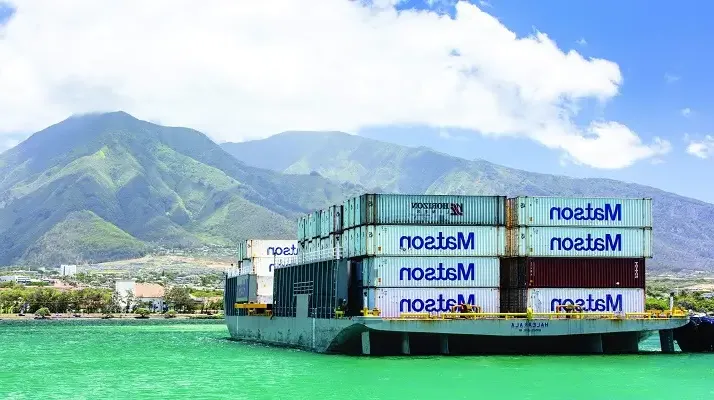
<box><xmin>0</xmin><ymin>275</ymin><xmax>32</xmax><ymax>284</ymax></box>
<box><xmin>60</xmin><ymin>264</ymin><xmax>77</xmax><ymax>277</ymax></box>
<box><xmin>114</xmin><ymin>279</ymin><xmax>166</xmax><ymax>312</ymax></box>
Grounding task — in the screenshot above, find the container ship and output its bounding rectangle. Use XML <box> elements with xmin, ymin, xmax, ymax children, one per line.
<box><xmin>224</xmin><ymin>194</ymin><xmax>691</xmax><ymax>355</ymax></box>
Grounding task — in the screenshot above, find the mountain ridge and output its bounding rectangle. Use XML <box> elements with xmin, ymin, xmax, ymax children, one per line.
<box><xmin>0</xmin><ymin>113</ymin><xmax>363</xmax><ymax>265</ymax></box>
<box><xmin>221</xmin><ymin>131</ymin><xmax>714</xmax><ymax>272</ymax></box>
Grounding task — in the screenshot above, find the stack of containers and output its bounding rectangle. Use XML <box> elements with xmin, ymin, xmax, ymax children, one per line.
<box><xmin>342</xmin><ymin>194</ymin><xmax>507</xmax><ymax>318</ymax></box>
<box><xmin>297</xmin><ymin>211</ymin><xmax>324</xmax><ymax>262</ymax></box>
<box><xmin>235</xmin><ymin>239</ymin><xmax>298</xmax><ymax>304</ymax></box>
<box><xmin>502</xmin><ymin>196</ymin><xmax>652</xmax><ymax>314</ymax></box>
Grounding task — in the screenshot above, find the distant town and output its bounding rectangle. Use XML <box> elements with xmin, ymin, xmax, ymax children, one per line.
<box><xmin>0</xmin><ymin>250</ymin><xmax>233</xmax><ymax>319</ymax></box>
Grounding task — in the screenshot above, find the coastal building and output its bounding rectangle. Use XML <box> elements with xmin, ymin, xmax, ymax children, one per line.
<box><xmin>114</xmin><ymin>279</ymin><xmax>166</xmax><ymax>312</ymax></box>
<box><xmin>134</xmin><ymin>283</ymin><xmax>166</xmax><ymax>312</ymax></box>
<box><xmin>60</xmin><ymin>264</ymin><xmax>77</xmax><ymax>277</ymax></box>
<box><xmin>0</xmin><ymin>275</ymin><xmax>32</xmax><ymax>284</ymax></box>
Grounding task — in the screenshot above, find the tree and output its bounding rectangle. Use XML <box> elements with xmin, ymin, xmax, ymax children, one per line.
<box><xmin>135</xmin><ymin>308</ymin><xmax>150</xmax><ymax>318</ymax></box>
<box><xmin>35</xmin><ymin>307</ymin><xmax>51</xmax><ymax>319</ymax></box>
<box><xmin>164</xmin><ymin>287</ymin><xmax>195</xmax><ymax>313</ymax></box>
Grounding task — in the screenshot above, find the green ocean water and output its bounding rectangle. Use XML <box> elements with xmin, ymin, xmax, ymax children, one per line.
<box><xmin>1</xmin><ymin>320</ymin><xmax>712</xmax><ymax>400</ymax></box>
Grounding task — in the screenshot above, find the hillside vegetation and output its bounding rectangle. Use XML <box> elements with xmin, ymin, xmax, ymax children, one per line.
<box><xmin>0</xmin><ymin>113</ymin><xmax>362</xmax><ymax>265</ymax></box>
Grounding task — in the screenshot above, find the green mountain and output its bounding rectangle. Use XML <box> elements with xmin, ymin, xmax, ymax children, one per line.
<box><xmin>222</xmin><ymin>131</ymin><xmax>714</xmax><ymax>272</ymax></box>
<box><xmin>0</xmin><ymin>113</ymin><xmax>362</xmax><ymax>265</ymax></box>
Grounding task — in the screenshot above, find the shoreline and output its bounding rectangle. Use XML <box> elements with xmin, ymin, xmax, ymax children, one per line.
<box><xmin>0</xmin><ymin>313</ymin><xmax>224</xmax><ymax>321</ymax></box>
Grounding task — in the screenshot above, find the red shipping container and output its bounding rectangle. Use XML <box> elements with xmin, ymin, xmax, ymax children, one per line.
<box><xmin>500</xmin><ymin>257</ymin><xmax>645</xmax><ymax>289</ymax></box>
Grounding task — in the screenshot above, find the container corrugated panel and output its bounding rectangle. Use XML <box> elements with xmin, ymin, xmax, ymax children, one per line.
<box><xmin>240</xmin><ymin>240</ymin><xmax>299</xmax><ymax>259</ymax></box>
<box><xmin>508</xmin><ymin>196</ymin><xmax>653</xmax><ymax>228</ymax></box>
<box><xmin>364</xmin><ymin>287</ymin><xmax>499</xmax><ymax>317</ymax></box>
<box><xmin>319</xmin><ymin>234</ymin><xmax>340</xmax><ymax>252</ymax></box>
<box><xmin>527</xmin><ymin>288</ymin><xmax>645</xmax><ymax>313</ymax></box>
<box><xmin>362</xmin><ymin>256</ymin><xmax>500</xmax><ymax>288</ymax></box>
<box><xmin>499</xmin><ymin>288</ymin><xmax>527</xmax><ymax>314</ymax></box>
<box><xmin>313</xmin><ymin>210</ymin><xmax>322</xmax><ymax>238</ymax></box>
<box><xmin>235</xmin><ymin>274</ymin><xmax>258</xmax><ymax>303</ymax></box>
<box><xmin>348</xmin><ymin>225</ymin><xmax>505</xmax><ymax>257</ymax></box>
<box><xmin>342</xmin><ymin>198</ymin><xmax>352</xmax><ymax>231</ymax></box>
<box><xmin>344</xmin><ymin>194</ymin><xmax>506</xmax><ymax>228</ymax></box>
<box><xmin>272</xmin><ymin>261</ymin><xmax>339</xmax><ymax>318</ymax></box>
<box><xmin>500</xmin><ymin>257</ymin><xmax>645</xmax><ymax>289</ymax></box>
<box><xmin>506</xmin><ymin>227</ymin><xmax>652</xmax><ymax>258</ymax></box>
<box><xmin>332</xmin><ymin>205</ymin><xmax>343</xmax><ymax>233</ymax></box>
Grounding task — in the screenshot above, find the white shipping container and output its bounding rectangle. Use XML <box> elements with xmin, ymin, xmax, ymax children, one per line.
<box><xmin>240</xmin><ymin>257</ymin><xmax>292</xmax><ymax>276</ymax></box>
<box><xmin>364</xmin><ymin>287</ymin><xmax>499</xmax><ymax>318</ymax></box>
<box><xmin>348</xmin><ymin>225</ymin><xmax>505</xmax><ymax>257</ymax></box>
<box><xmin>239</xmin><ymin>239</ymin><xmax>299</xmax><ymax>260</ymax></box>
<box><xmin>507</xmin><ymin>227</ymin><xmax>652</xmax><ymax>258</ymax></box>
<box><xmin>527</xmin><ymin>288</ymin><xmax>645</xmax><ymax>313</ymax></box>
<box><xmin>235</xmin><ymin>274</ymin><xmax>274</xmax><ymax>303</ymax></box>
<box><xmin>508</xmin><ymin>196</ymin><xmax>653</xmax><ymax>228</ymax></box>
<box><xmin>362</xmin><ymin>257</ymin><xmax>500</xmax><ymax>288</ymax></box>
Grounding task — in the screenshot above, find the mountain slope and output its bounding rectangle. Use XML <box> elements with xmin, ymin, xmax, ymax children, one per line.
<box><xmin>0</xmin><ymin>113</ymin><xmax>362</xmax><ymax>265</ymax></box>
<box><xmin>222</xmin><ymin>131</ymin><xmax>714</xmax><ymax>272</ymax></box>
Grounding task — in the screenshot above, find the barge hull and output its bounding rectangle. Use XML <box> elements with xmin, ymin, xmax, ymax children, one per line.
<box><xmin>226</xmin><ymin>315</ymin><xmax>687</xmax><ymax>355</ymax></box>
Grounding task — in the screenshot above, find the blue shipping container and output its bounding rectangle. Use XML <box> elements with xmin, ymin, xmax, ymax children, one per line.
<box><xmin>361</xmin><ymin>256</ymin><xmax>500</xmax><ymax>288</ymax></box>
<box><xmin>507</xmin><ymin>227</ymin><xmax>653</xmax><ymax>258</ymax></box>
<box><xmin>507</xmin><ymin>196</ymin><xmax>652</xmax><ymax>228</ymax></box>
<box><xmin>342</xmin><ymin>194</ymin><xmax>506</xmax><ymax>229</ymax></box>
<box><xmin>346</xmin><ymin>225</ymin><xmax>506</xmax><ymax>257</ymax></box>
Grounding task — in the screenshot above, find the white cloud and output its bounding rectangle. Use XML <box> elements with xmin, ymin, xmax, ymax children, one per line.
<box><xmin>665</xmin><ymin>73</ymin><xmax>680</xmax><ymax>83</ymax></box>
<box><xmin>686</xmin><ymin>135</ymin><xmax>714</xmax><ymax>159</ymax></box>
<box><xmin>0</xmin><ymin>0</ymin><xmax>669</xmax><ymax>169</ymax></box>
<box><xmin>576</xmin><ymin>38</ymin><xmax>587</xmax><ymax>46</ymax></box>
<box><xmin>681</xmin><ymin>108</ymin><xmax>692</xmax><ymax>117</ymax></box>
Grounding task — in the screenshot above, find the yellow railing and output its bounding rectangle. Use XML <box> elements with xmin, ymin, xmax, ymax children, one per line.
<box><xmin>390</xmin><ymin>308</ymin><xmax>689</xmax><ymax>321</ymax></box>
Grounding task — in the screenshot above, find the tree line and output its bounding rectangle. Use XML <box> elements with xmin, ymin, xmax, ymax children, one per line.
<box><xmin>0</xmin><ymin>285</ymin><xmax>224</xmax><ymax>314</ymax></box>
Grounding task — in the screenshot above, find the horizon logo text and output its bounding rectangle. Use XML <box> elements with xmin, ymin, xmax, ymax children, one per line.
<box><xmin>549</xmin><ymin>294</ymin><xmax>623</xmax><ymax>312</ymax></box>
<box><xmin>411</xmin><ymin>202</ymin><xmax>464</xmax><ymax>216</ymax></box>
<box><xmin>399</xmin><ymin>232</ymin><xmax>475</xmax><ymax>251</ymax></box>
<box><xmin>549</xmin><ymin>203</ymin><xmax>622</xmax><ymax>222</ymax></box>
<box><xmin>400</xmin><ymin>294</ymin><xmax>476</xmax><ymax>313</ymax></box>
<box><xmin>549</xmin><ymin>233</ymin><xmax>621</xmax><ymax>252</ymax></box>
<box><xmin>266</xmin><ymin>245</ymin><xmax>299</xmax><ymax>256</ymax></box>
<box><xmin>399</xmin><ymin>262</ymin><xmax>475</xmax><ymax>282</ymax></box>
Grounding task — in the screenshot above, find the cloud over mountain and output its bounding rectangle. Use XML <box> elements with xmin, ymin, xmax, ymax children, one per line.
<box><xmin>0</xmin><ymin>0</ymin><xmax>667</xmax><ymax>168</ymax></box>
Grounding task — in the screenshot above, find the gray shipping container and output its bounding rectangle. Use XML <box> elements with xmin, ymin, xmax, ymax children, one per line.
<box><xmin>342</xmin><ymin>194</ymin><xmax>506</xmax><ymax>229</ymax></box>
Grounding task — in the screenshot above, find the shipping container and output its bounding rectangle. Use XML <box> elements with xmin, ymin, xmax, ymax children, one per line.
<box><xmin>527</xmin><ymin>288</ymin><xmax>645</xmax><ymax>314</ymax></box>
<box><xmin>506</xmin><ymin>196</ymin><xmax>652</xmax><ymax>228</ymax></box>
<box><xmin>234</xmin><ymin>274</ymin><xmax>274</xmax><ymax>303</ymax></box>
<box><xmin>500</xmin><ymin>257</ymin><xmax>645</xmax><ymax>289</ymax></box>
<box><xmin>506</xmin><ymin>227</ymin><xmax>652</xmax><ymax>258</ymax></box>
<box><xmin>364</xmin><ymin>287</ymin><xmax>500</xmax><ymax>318</ymax></box>
<box><xmin>237</xmin><ymin>240</ymin><xmax>299</xmax><ymax>260</ymax></box>
<box><xmin>342</xmin><ymin>194</ymin><xmax>506</xmax><ymax>229</ymax></box>
<box><xmin>319</xmin><ymin>205</ymin><xmax>343</xmax><ymax>238</ymax></box>
<box><xmin>224</xmin><ymin>276</ymin><xmax>238</xmax><ymax>315</ymax></box>
<box><xmin>345</xmin><ymin>225</ymin><xmax>506</xmax><ymax>257</ymax></box>
<box><xmin>320</xmin><ymin>234</ymin><xmax>341</xmax><ymax>253</ymax></box>
<box><xmin>272</xmin><ymin>259</ymin><xmax>349</xmax><ymax>319</ymax></box>
<box><xmin>240</xmin><ymin>257</ymin><xmax>294</xmax><ymax>276</ymax></box>
<box><xmin>361</xmin><ymin>256</ymin><xmax>500</xmax><ymax>288</ymax></box>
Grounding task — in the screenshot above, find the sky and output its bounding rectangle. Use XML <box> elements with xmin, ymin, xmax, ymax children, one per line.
<box><xmin>0</xmin><ymin>0</ymin><xmax>712</xmax><ymax>202</ymax></box>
